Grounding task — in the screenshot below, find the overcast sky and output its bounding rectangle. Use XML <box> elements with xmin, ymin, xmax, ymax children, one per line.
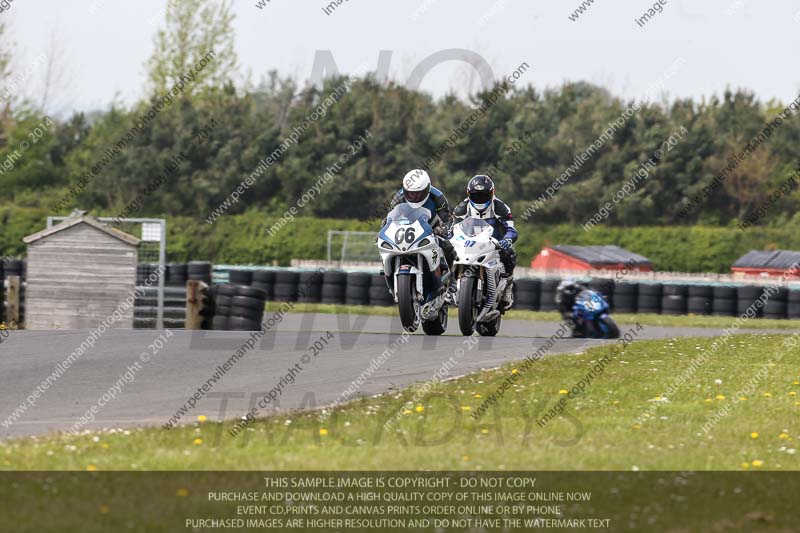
<box><xmin>5</xmin><ymin>0</ymin><xmax>800</xmax><ymax>115</ymax></box>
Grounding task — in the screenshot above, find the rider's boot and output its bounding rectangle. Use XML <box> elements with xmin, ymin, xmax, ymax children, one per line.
<box><xmin>500</xmin><ymin>276</ymin><xmax>514</xmax><ymax>311</ymax></box>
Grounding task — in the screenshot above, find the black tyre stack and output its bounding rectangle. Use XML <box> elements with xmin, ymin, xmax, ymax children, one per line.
<box><xmin>788</xmin><ymin>290</ymin><xmax>800</xmax><ymax>319</ymax></box>
<box><xmin>345</xmin><ymin>272</ymin><xmax>371</xmax><ymax>305</ymax></box>
<box><xmin>763</xmin><ymin>287</ymin><xmax>789</xmax><ymax>319</ymax></box>
<box><xmin>228</xmin><ymin>269</ymin><xmax>253</xmax><ymax>286</ymax></box>
<box><xmin>200</xmin><ymin>284</ymin><xmax>217</xmax><ymax>330</ymax></box>
<box><xmin>188</xmin><ymin>261</ymin><xmax>212</xmax><ymax>285</ymax></box>
<box><xmin>212</xmin><ymin>284</ymin><xmax>267</xmax><ymax>331</ymax></box>
<box><xmin>613</xmin><ymin>282</ymin><xmax>638</xmax><ymax>314</ymax></box>
<box><xmin>297</xmin><ymin>271</ymin><xmax>322</xmax><ymax>303</ymax></box>
<box><xmin>687</xmin><ymin>285</ymin><xmax>713</xmax><ymax>315</ymax></box>
<box><xmin>166</xmin><ymin>263</ymin><xmax>188</xmax><ymax>287</ymax></box>
<box><xmin>637</xmin><ymin>283</ymin><xmax>662</xmax><ymax>314</ymax></box>
<box><xmin>661</xmin><ymin>284</ymin><xmax>688</xmax><ymax>315</ymax></box>
<box><xmin>251</xmin><ymin>270</ymin><xmax>275</xmax><ymax>300</ymax></box>
<box><xmin>737</xmin><ymin>285</ymin><xmax>764</xmax><ymax>318</ymax></box>
<box><xmin>712</xmin><ymin>286</ymin><xmax>737</xmax><ymax>316</ymax></box>
<box><xmin>539</xmin><ymin>279</ymin><xmax>561</xmax><ymax>311</ymax></box>
<box><xmin>273</xmin><ymin>271</ymin><xmax>299</xmax><ymax>302</ymax></box>
<box><xmin>2</xmin><ymin>259</ymin><xmax>25</xmax><ymax>325</ymax></box>
<box><xmin>321</xmin><ymin>271</ymin><xmax>347</xmax><ymax>304</ymax></box>
<box><xmin>514</xmin><ymin>278</ymin><xmax>541</xmax><ymax>311</ymax></box>
<box><xmin>368</xmin><ymin>274</ymin><xmax>393</xmax><ymax>306</ymax></box>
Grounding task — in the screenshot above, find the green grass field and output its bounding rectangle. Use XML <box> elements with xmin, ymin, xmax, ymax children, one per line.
<box><xmin>267</xmin><ymin>302</ymin><xmax>800</xmax><ymax>330</ymax></box>
<box><xmin>3</xmin><ymin>334</ymin><xmax>799</xmax><ymax>471</ymax></box>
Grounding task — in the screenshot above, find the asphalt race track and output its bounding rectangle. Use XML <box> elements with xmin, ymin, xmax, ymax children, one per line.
<box><xmin>0</xmin><ymin>313</ymin><xmax>784</xmax><ymax>439</ymax></box>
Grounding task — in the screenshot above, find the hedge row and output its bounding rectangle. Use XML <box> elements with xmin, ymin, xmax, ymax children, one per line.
<box><xmin>3</xmin><ymin>205</ymin><xmax>800</xmax><ymax>272</ymax></box>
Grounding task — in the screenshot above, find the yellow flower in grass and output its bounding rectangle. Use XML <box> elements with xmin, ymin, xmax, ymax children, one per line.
<box><xmin>402</xmin><ymin>409</ymin><xmax>412</xmax><ymax>416</ymax></box>
<box><xmin>480</xmin><ymin>428</ymin><xmax>490</xmax><ymax>435</ymax></box>
<box><xmin>750</xmin><ymin>432</ymin><xmax>759</xmax><ymax>439</ymax></box>
<box><xmin>763</xmin><ymin>392</ymin><xmax>772</xmax><ymax>398</ymax></box>
<box><xmin>473</xmin><ymin>394</ymin><xmax>482</xmax><ymax>399</ymax></box>
<box><xmin>715</xmin><ymin>394</ymin><xmax>726</xmax><ymax>400</ymax></box>
<box><xmin>704</xmin><ymin>398</ymin><xmax>713</xmax><ymax>403</ymax></box>
<box><xmin>462</xmin><ymin>455</ymin><xmax>470</xmax><ymax>461</ymax></box>
<box><xmin>319</xmin><ymin>428</ymin><xmax>329</xmax><ymax>436</ymax></box>
<box><xmin>779</xmin><ymin>433</ymin><xmax>790</xmax><ymax>440</ymax></box>
<box><xmin>738</xmin><ymin>396</ymin><xmax>748</xmax><ymax>402</ymax></box>
<box><xmin>795</xmin><ymin>401</ymin><xmax>800</xmax><ymax>406</ymax></box>
<box><xmin>193</xmin><ymin>438</ymin><xmax>203</xmax><ymax>445</ymax></box>
<box><xmin>793</xmin><ymin>381</ymin><xmax>800</xmax><ymax>385</ymax></box>
<box><xmin>176</xmin><ymin>488</ymin><xmax>189</xmax><ymax>497</ymax></box>
<box><xmin>632</xmin><ymin>424</ymin><xmax>641</xmax><ymax>430</ymax></box>
<box><xmin>99</xmin><ymin>505</ymin><xmax>109</xmax><ymax>514</ymax></box>
<box><xmin>741</xmin><ymin>462</ymin><xmax>750</xmax><ymax>469</ymax></box>
<box><xmin>415</xmin><ymin>405</ymin><xmax>425</xmax><ymax>413</ymax></box>
<box><xmin>460</xmin><ymin>406</ymin><xmax>471</xmax><ymax>411</ymax></box>
<box><xmin>511</xmin><ymin>369</ymin><xmax>519</xmax><ymax>375</ymax></box>
<box><xmin>790</xmin><ymin>392</ymin><xmax>797</xmax><ymax>397</ymax></box>
<box><xmin>559</xmin><ymin>390</ymin><xmax>568</xmax><ymax>395</ymax></box>
<box><xmin>197</xmin><ymin>415</ymin><xmax>207</xmax><ymax>423</ymax></box>
<box><xmin>86</xmin><ymin>464</ymin><xmax>97</xmax><ymax>472</ymax></box>
<box><xmin>751</xmin><ymin>460</ymin><xmax>764</xmax><ymax>468</ymax></box>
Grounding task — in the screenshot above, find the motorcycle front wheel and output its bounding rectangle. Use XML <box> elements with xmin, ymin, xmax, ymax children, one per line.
<box><xmin>397</xmin><ymin>275</ymin><xmax>420</xmax><ymax>332</ymax></box>
<box><xmin>458</xmin><ymin>276</ymin><xmax>478</xmax><ymax>336</ymax></box>
<box><xmin>597</xmin><ymin>315</ymin><xmax>620</xmax><ymax>339</ymax></box>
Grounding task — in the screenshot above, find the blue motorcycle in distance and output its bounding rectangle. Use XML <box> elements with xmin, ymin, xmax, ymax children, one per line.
<box><xmin>556</xmin><ymin>280</ymin><xmax>620</xmax><ymax>339</ymax></box>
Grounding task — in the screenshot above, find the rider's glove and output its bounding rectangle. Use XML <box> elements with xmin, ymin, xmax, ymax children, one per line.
<box><xmin>433</xmin><ymin>225</ymin><xmax>448</xmax><ymax>238</ymax></box>
<box><xmin>499</xmin><ymin>238</ymin><xmax>513</xmax><ymax>251</ymax></box>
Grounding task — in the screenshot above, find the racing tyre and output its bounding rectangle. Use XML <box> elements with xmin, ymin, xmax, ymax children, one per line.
<box><xmin>397</xmin><ymin>275</ymin><xmax>420</xmax><ymax>333</ymax></box>
<box><xmin>228</xmin><ymin>316</ymin><xmax>262</xmax><ymax>331</ymax></box>
<box><xmin>230</xmin><ymin>295</ymin><xmax>265</xmax><ymax>311</ymax></box>
<box><xmin>597</xmin><ymin>316</ymin><xmax>620</xmax><ymax>339</ymax></box>
<box><xmin>212</xmin><ymin>316</ymin><xmax>229</xmax><ymax>330</ymax></box>
<box><xmin>228</xmin><ymin>270</ymin><xmax>253</xmax><ymax>285</ymax></box>
<box><xmin>458</xmin><ymin>276</ymin><xmax>478</xmax><ymax>336</ymax></box>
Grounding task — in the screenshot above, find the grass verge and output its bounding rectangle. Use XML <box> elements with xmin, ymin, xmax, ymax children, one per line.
<box><xmin>2</xmin><ymin>334</ymin><xmax>799</xmax><ymax>471</ymax></box>
<box><xmin>266</xmin><ymin>302</ymin><xmax>800</xmax><ymax>330</ymax></box>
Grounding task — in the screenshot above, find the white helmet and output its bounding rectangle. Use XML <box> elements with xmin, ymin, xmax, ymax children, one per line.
<box><xmin>402</xmin><ymin>169</ymin><xmax>431</xmax><ymax>208</ymax></box>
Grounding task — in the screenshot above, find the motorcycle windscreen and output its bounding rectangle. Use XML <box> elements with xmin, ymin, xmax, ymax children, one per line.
<box><xmin>457</xmin><ymin>217</ymin><xmax>493</xmax><ymax>237</ymax></box>
<box><xmin>386</xmin><ymin>203</ymin><xmax>433</xmax><ymax>225</ymax></box>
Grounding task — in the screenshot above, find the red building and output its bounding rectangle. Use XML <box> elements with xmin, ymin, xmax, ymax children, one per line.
<box><xmin>731</xmin><ymin>250</ymin><xmax>800</xmax><ymax>278</ymax></box>
<box><xmin>530</xmin><ymin>245</ymin><xmax>653</xmax><ymax>272</ymax></box>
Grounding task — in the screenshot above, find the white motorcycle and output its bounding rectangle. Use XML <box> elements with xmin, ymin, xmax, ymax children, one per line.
<box><xmin>376</xmin><ymin>203</ymin><xmax>450</xmax><ymax>334</ymax></box>
<box><xmin>450</xmin><ymin>217</ymin><xmax>507</xmax><ymax>336</ymax></box>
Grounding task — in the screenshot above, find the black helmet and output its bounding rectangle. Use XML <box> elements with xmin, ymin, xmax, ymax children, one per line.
<box><xmin>466</xmin><ymin>174</ymin><xmax>495</xmax><ymax>212</ymax></box>
<box><xmin>555</xmin><ymin>280</ymin><xmax>582</xmax><ymax>304</ymax></box>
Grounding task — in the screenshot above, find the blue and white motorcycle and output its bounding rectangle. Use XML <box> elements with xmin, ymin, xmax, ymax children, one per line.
<box><xmin>555</xmin><ymin>280</ymin><xmax>620</xmax><ymax>339</ymax></box>
<box><xmin>377</xmin><ymin>204</ymin><xmax>451</xmax><ymax>334</ymax></box>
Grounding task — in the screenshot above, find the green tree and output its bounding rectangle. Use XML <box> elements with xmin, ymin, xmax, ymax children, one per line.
<box><xmin>147</xmin><ymin>0</ymin><xmax>238</xmax><ymax>97</ymax></box>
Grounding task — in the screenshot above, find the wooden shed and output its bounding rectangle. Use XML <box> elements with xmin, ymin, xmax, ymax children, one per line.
<box><xmin>23</xmin><ymin>214</ymin><xmax>140</xmax><ymax>330</ymax></box>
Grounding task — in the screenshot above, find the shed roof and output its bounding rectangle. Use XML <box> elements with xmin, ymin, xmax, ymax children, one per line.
<box><xmin>23</xmin><ymin>215</ymin><xmax>141</xmax><ymax>247</ymax></box>
<box><xmin>549</xmin><ymin>245</ymin><xmax>653</xmax><ymax>267</ymax></box>
<box><xmin>732</xmin><ymin>250</ymin><xmax>800</xmax><ymax>270</ymax></box>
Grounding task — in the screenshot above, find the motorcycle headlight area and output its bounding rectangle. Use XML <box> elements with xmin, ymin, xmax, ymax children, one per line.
<box><xmin>380</xmin><ymin>241</ymin><xmax>394</xmax><ymax>250</ymax></box>
<box><xmin>417</xmin><ymin>238</ymin><xmax>431</xmax><ymax>247</ymax></box>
